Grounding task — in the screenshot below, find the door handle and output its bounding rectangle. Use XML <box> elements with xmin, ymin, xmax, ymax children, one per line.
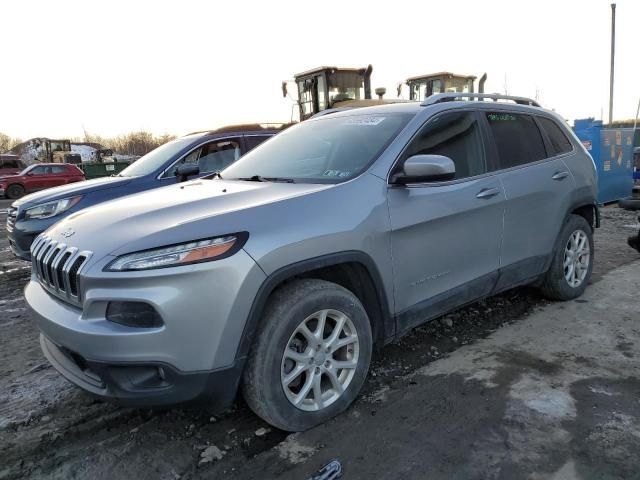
<box><xmin>476</xmin><ymin>187</ymin><xmax>500</xmax><ymax>199</ymax></box>
<box><xmin>552</xmin><ymin>171</ymin><xmax>570</xmax><ymax>181</ymax></box>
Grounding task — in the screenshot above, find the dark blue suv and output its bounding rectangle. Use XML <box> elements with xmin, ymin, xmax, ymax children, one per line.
<box><xmin>7</xmin><ymin>126</ymin><xmax>282</xmax><ymax>260</ymax></box>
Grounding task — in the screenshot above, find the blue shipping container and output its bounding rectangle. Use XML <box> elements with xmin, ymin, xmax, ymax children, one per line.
<box><xmin>574</xmin><ymin>118</ymin><xmax>635</xmax><ymax>203</ymax></box>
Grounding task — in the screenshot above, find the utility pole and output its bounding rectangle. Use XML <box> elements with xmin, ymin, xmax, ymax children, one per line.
<box><xmin>609</xmin><ymin>3</ymin><xmax>616</xmax><ymax>124</ymax></box>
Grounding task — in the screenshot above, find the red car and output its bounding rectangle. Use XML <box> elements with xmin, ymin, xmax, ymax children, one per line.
<box><xmin>0</xmin><ymin>163</ymin><xmax>85</xmax><ymax>199</ymax></box>
<box><xmin>0</xmin><ymin>155</ymin><xmax>26</xmax><ymax>175</ymax></box>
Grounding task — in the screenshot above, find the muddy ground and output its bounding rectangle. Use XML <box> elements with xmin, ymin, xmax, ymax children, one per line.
<box><xmin>0</xmin><ymin>200</ymin><xmax>639</xmax><ymax>480</ymax></box>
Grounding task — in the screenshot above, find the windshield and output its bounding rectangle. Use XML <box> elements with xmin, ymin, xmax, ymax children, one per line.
<box><xmin>19</xmin><ymin>165</ymin><xmax>36</xmax><ymax>175</ymax></box>
<box><xmin>221</xmin><ymin>113</ymin><xmax>412</xmax><ymax>183</ymax></box>
<box><xmin>118</xmin><ymin>137</ymin><xmax>197</xmax><ymax>177</ymax></box>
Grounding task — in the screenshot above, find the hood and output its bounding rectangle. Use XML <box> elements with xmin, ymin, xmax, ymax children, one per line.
<box><xmin>45</xmin><ymin>179</ymin><xmax>332</xmax><ymax>260</ymax></box>
<box><xmin>0</xmin><ymin>173</ymin><xmax>19</xmax><ymax>181</ymax></box>
<box><xmin>12</xmin><ymin>176</ymin><xmax>134</xmax><ymax>208</ymax></box>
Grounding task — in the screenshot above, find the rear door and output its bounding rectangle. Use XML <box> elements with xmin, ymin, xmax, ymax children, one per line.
<box><xmin>387</xmin><ymin>110</ymin><xmax>505</xmax><ymax>333</ymax></box>
<box><xmin>40</xmin><ymin>165</ymin><xmax>65</xmax><ymax>189</ymax></box>
<box><xmin>50</xmin><ymin>165</ymin><xmax>71</xmax><ymax>186</ymax></box>
<box><xmin>483</xmin><ymin>110</ymin><xmax>575</xmax><ymax>288</ymax></box>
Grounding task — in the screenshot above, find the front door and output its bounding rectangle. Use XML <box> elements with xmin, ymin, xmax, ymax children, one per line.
<box><xmin>158</xmin><ymin>136</ymin><xmax>244</xmax><ymax>186</ymax></box>
<box><xmin>25</xmin><ymin>165</ymin><xmax>49</xmax><ymax>192</ymax></box>
<box><xmin>387</xmin><ymin>110</ymin><xmax>505</xmax><ymax>333</ymax></box>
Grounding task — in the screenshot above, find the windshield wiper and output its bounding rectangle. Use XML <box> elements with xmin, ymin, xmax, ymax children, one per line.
<box><xmin>234</xmin><ymin>175</ymin><xmax>295</xmax><ymax>183</ymax></box>
<box><xmin>206</xmin><ymin>171</ymin><xmax>223</xmax><ymax>180</ymax></box>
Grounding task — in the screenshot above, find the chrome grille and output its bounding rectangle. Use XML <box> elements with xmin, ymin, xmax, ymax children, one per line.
<box><xmin>30</xmin><ymin>236</ymin><xmax>92</xmax><ymax>305</ymax></box>
<box><xmin>6</xmin><ymin>207</ymin><xmax>16</xmax><ymax>233</ymax></box>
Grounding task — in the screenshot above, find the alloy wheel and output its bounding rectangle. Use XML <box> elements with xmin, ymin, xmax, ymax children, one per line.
<box><xmin>281</xmin><ymin>309</ymin><xmax>359</xmax><ymax>412</ymax></box>
<box><xmin>563</xmin><ymin>229</ymin><xmax>590</xmax><ymax>288</ymax></box>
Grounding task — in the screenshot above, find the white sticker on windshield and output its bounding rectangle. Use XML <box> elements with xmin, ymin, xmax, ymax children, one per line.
<box><xmin>343</xmin><ymin>116</ymin><xmax>385</xmax><ymax>126</ymax></box>
<box><xmin>323</xmin><ymin>170</ymin><xmax>351</xmax><ymax>178</ymax></box>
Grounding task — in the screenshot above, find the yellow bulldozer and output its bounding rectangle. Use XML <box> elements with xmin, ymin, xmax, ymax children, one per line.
<box><xmin>403</xmin><ymin>71</ymin><xmax>487</xmax><ymax>100</ymax></box>
<box><xmin>36</xmin><ymin>139</ymin><xmax>81</xmax><ymax>164</ymax></box>
<box><xmin>284</xmin><ymin>65</ymin><xmax>487</xmax><ymax>120</ymax></box>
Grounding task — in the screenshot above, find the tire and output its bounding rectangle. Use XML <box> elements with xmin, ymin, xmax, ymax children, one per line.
<box><xmin>242</xmin><ymin>278</ymin><xmax>373</xmax><ymax>431</ymax></box>
<box><xmin>539</xmin><ymin>214</ymin><xmax>594</xmax><ymax>300</ymax></box>
<box><xmin>618</xmin><ymin>197</ymin><xmax>640</xmax><ymax>210</ymax></box>
<box><xmin>6</xmin><ymin>184</ymin><xmax>25</xmax><ymax>199</ymax></box>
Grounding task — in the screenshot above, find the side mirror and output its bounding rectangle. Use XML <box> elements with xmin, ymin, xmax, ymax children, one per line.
<box><xmin>176</xmin><ymin>163</ymin><xmax>199</xmax><ymax>182</ymax></box>
<box><xmin>391</xmin><ymin>154</ymin><xmax>456</xmax><ymax>185</ymax></box>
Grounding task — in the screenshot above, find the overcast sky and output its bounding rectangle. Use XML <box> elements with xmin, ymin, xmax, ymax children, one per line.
<box><xmin>1</xmin><ymin>0</ymin><xmax>638</xmax><ymax>140</ymax></box>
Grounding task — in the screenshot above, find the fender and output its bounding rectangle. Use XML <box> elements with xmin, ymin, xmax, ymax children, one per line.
<box><xmin>234</xmin><ymin>251</ymin><xmax>394</xmax><ymax>362</ymax></box>
<box><xmin>563</xmin><ymin>198</ymin><xmax>600</xmax><ymax>229</ymax></box>
<box><xmin>541</xmin><ymin>198</ymin><xmax>599</xmax><ymax>274</ymax></box>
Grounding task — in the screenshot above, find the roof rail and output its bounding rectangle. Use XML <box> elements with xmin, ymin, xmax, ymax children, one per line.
<box><xmin>421</xmin><ymin>92</ymin><xmax>541</xmax><ymax>107</ymax></box>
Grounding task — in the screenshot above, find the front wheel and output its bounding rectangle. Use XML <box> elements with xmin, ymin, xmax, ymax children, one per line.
<box><xmin>6</xmin><ymin>184</ymin><xmax>25</xmax><ymax>199</ymax></box>
<box><xmin>539</xmin><ymin>214</ymin><xmax>594</xmax><ymax>300</ymax></box>
<box><xmin>242</xmin><ymin>279</ymin><xmax>372</xmax><ymax>431</ymax></box>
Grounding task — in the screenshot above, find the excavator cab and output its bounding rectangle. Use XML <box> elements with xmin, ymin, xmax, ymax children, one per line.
<box><xmin>405</xmin><ymin>72</ymin><xmax>485</xmax><ymax>100</ymax></box>
<box><xmin>285</xmin><ymin>65</ymin><xmax>373</xmax><ymax>120</ymax></box>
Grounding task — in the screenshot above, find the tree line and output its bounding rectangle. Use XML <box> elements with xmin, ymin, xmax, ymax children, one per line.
<box><xmin>0</xmin><ymin>131</ymin><xmax>176</xmax><ymax>156</ymax></box>
<box><xmin>77</xmin><ymin>131</ymin><xmax>177</xmax><ymax>156</ymax></box>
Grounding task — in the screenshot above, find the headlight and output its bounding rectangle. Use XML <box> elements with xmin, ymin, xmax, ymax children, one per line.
<box><xmin>105</xmin><ymin>233</ymin><xmax>247</xmax><ymax>271</ymax></box>
<box><xmin>24</xmin><ymin>196</ymin><xmax>83</xmax><ymax>220</ymax></box>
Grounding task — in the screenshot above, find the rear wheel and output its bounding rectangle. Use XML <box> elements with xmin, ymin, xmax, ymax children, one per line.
<box><xmin>6</xmin><ymin>184</ymin><xmax>24</xmax><ymax>199</ymax></box>
<box><xmin>242</xmin><ymin>279</ymin><xmax>372</xmax><ymax>431</ymax></box>
<box><xmin>539</xmin><ymin>214</ymin><xmax>594</xmax><ymax>300</ymax></box>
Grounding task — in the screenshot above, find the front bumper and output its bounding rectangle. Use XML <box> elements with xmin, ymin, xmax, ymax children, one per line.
<box><xmin>7</xmin><ymin>215</ymin><xmax>58</xmax><ymax>261</ymax></box>
<box><xmin>25</xmin><ymin>248</ymin><xmax>267</xmax><ymax>406</ymax></box>
<box><xmin>40</xmin><ymin>334</ymin><xmax>244</xmax><ymax>408</ymax></box>
<box><xmin>8</xmin><ymin>237</ymin><xmax>31</xmax><ymax>261</ymax></box>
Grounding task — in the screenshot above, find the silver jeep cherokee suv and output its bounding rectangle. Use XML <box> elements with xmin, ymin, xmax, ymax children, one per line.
<box><xmin>26</xmin><ymin>93</ymin><xmax>598</xmax><ymax>431</ymax></box>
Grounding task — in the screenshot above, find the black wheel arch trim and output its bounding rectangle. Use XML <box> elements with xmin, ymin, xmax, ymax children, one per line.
<box><xmin>565</xmin><ymin>198</ymin><xmax>600</xmax><ymax>229</ymax></box>
<box><xmin>542</xmin><ymin>200</ymin><xmax>598</xmax><ymax>274</ymax></box>
<box><xmin>234</xmin><ymin>251</ymin><xmax>394</xmax><ymax>362</ymax></box>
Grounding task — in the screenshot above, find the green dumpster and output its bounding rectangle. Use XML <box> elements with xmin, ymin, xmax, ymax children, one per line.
<box><xmin>79</xmin><ymin>162</ymin><xmax>132</xmax><ymax>179</ymax></box>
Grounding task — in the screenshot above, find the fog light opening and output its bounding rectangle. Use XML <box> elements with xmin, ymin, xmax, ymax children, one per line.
<box><xmin>106</xmin><ymin>301</ymin><xmax>163</xmax><ymax>328</ymax></box>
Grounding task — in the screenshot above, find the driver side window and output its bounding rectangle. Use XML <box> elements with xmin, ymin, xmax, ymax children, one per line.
<box><xmin>163</xmin><ymin>138</ymin><xmax>242</xmax><ymax>178</ymax></box>
<box><xmin>404</xmin><ymin>111</ymin><xmax>486</xmax><ymax>180</ymax></box>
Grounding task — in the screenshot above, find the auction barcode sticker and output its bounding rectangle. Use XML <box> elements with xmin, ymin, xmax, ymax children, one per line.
<box><xmin>343</xmin><ymin>116</ymin><xmax>385</xmax><ymax>126</ymax></box>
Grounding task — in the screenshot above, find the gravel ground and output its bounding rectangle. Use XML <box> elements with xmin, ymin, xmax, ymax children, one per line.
<box><xmin>0</xmin><ymin>201</ymin><xmax>638</xmax><ymax>480</ymax></box>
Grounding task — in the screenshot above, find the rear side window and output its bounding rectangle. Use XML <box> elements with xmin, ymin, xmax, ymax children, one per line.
<box><xmin>404</xmin><ymin>111</ymin><xmax>486</xmax><ymax>180</ymax></box>
<box><xmin>486</xmin><ymin>112</ymin><xmax>546</xmax><ymax>169</ymax></box>
<box><xmin>52</xmin><ymin>166</ymin><xmax>66</xmax><ymax>174</ymax></box>
<box><xmin>245</xmin><ymin>135</ymin><xmax>272</xmax><ymax>151</ymax></box>
<box><xmin>537</xmin><ymin>117</ymin><xmax>573</xmax><ymax>155</ymax></box>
